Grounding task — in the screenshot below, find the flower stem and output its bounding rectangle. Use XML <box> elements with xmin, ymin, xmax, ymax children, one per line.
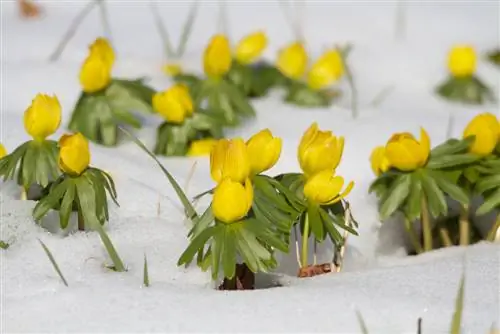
<box><xmin>404</xmin><ymin>218</ymin><xmax>423</xmax><ymax>254</ymax></box>
<box><xmin>301</xmin><ymin>213</ymin><xmax>310</xmax><ymax>268</ymax></box>
<box><xmin>78</xmin><ymin>210</ymin><xmax>85</xmax><ymax>231</ymax></box>
<box><xmin>439</xmin><ymin>227</ymin><xmax>453</xmax><ymax>247</ymax></box>
<box><xmin>486</xmin><ymin>214</ymin><xmax>500</xmax><ymax>242</ymax></box>
<box><xmin>459</xmin><ymin>204</ymin><xmax>470</xmax><ymax>246</ymax></box>
<box><xmin>20</xmin><ymin>187</ymin><xmax>27</xmax><ymax>201</ymax></box>
<box><xmin>420</xmin><ymin>195</ymin><xmax>433</xmax><ymax>252</ymax></box>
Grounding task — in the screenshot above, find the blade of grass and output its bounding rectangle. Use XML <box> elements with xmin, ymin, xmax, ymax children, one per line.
<box><xmin>217</xmin><ymin>0</ymin><xmax>230</xmax><ymax>41</ymax></box>
<box><xmin>143</xmin><ymin>254</ymin><xmax>150</xmax><ymax>287</ymax></box>
<box><xmin>175</xmin><ymin>0</ymin><xmax>199</xmax><ymax>57</ymax></box>
<box><xmin>369</xmin><ymin>85</ymin><xmax>394</xmax><ymax>108</ymax></box>
<box><xmin>38</xmin><ymin>239</ymin><xmax>69</xmax><ymax>287</ymax></box>
<box><xmin>355</xmin><ymin>309</ymin><xmax>369</xmax><ymax>334</ymax></box>
<box><xmin>395</xmin><ymin>0</ymin><xmax>407</xmax><ymax>42</ymax></box>
<box><xmin>0</xmin><ymin>241</ymin><xmax>9</xmax><ymax>250</ymax></box>
<box><xmin>97</xmin><ymin>0</ymin><xmax>113</xmax><ymax>43</ymax></box>
<box><xmin>149</xmin><ymin>0</ymin><xmax>175</xmax><ymax>58</ymax></box>
<box><xmin>278</xmin><ymin>0</ymin><xmax>303</xmax><ymax>42</ymax></box>
<box><xmin>337</xmin><ymin>44</ymin><xmax>358</xmax><ymax>119</ymax></box>
<box><xmin>119</xmin><ymin>127</ymin><xmax>197</xmax><ymax>220</ymax></box>
<box><xmin>450</xmin><ymin>272</ymin><xmax>466</xmax><ymax>334</ymax></box>
<box><xmin>92</xmin><ymin>221</ymin><xmax>126</xmax><ymax>272</ymax></box>
<box><xmin>417</xmin><ymin>318</ymin><xmax>422</xmax><ymax>334</ymax></box>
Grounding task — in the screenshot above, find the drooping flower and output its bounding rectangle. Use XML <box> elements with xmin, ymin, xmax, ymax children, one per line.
<box><xmin>276</xmin><ymin>41</ymin><xmax>308</xmax><ymax>80</ymax></box>
<box><xmin>212</xmin><ymin>177</ymin><xmax>253</xmax><ymax>223</ymax></box>
<box><xmin>370</xmin><ymin>146</ymin><xmax>391</xmax><ymax>176</ymax></box>
<box><xmin>463</xmin><ymin>112</ymin><xmax>500</xmax><ymax>157</ymax></box>
<box><xmin>298</xmin><ymin>123</ymin><xmax>344</xmax><ymax>178</ymax></box>
<box><xmin>187</xmin><ymin>138</ymin><xmax>218</xmax><ymax>157</ymax></box>
<box><xmin>153</xmin><ymin>84</ymin><xmax>194</xmax><ymax>124</ymax></box>
<box><xmin>385</xmin><ymin>128</ymin><xmax>431</xmax><ymax>171</ymax></box>
<box><xmin>303</xmin><ymin>170</ymin><xmax>354</xmax><ymax>205</ymax></box>
<box><xmin>58</xmin><ymin>133</ymin><xmax>90</xmax><ymax>176</ymax></box>
<box><xmin>448</xmin><ymin>45</ymin><xmax>476</xmax><ymax>78</ymax></box>
<box><xmin>79</xmin><ymin>53</ymin><xmax>112</xmax><ymax>93</ymax></box>
<box><xmin>235</xmin><ymin>31</ymin><xmax>268</xmax><ymax>65</ymax></box>
<box><xmin>23</xmin><ymin>94</ymin><xmax>62</xmax><ymax>141</ymax></box>
<box><xmin>203</xmin><ymin>34</ymin><xmax>232</xmax><ymax>78</ymax></box>
<box><xmin>307</xmin><ymin>49</ymin><xmax>344</xmax><ymax>90</ymax></box>
<box><xmin>246</xmin><ymin>129</ymin><xmax>282</xmax><ymax>175</ymax></box>
<box><xmin>210</xmin><ymin>138</ymin><xmax>250</xmax><ymax>184</ymax></box>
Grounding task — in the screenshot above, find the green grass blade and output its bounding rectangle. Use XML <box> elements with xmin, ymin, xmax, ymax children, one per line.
<box><xmin>149</xmin><ymin>0</ymin><xmax>175</xmax><ymax>57</ymax></box>
<box><xmin>119</xmin><ymin>126</ymin><xmax>197</xmax><ymax>220</ymax></box>
<box><xmin>355</xmin><ymin>309</ymin><xmax>369</xmax><ymax>334</ymax></box>
<box><xmin>38</xmin><ymin>239</ymin><xmax>68</xmax><ymax>287</ymax></box>
<box><xmin>143</xmin><ymin>254</ymin><xmax>150</xmax><ymax>287</ymax></box>
<box><xmin>0</xmin><ymin>241</ymin><xmax>10</xmax><ymax>250</ymax></box>
<box><xmin>93</xmin><ymin>221</ymin><xmax>126</xmax><ymax>272</ymax></box>
<box><xmin>175</xmin><ymin>0</ymin><xmax>199</xmax><ymax>57</ymax></box>
<box><xmin>450</xmin><ymin>272</ymin><xmax>466</xmax><ymax>334</ymax></box>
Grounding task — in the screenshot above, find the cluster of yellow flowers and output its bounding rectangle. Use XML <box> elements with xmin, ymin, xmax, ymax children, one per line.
<box><xmin>277</xmin><ymin>42</ymin><xmax>344</xmax><ymax>90</ymax></box>
<box><xmin>299</xmin><ymin>123</ymin><xmax>353</xmax><ymax>205</ymax></box>
<box><xmin>370</xmin><ymin>113</ymin><xmax>500</xmax><ymax>175</ymax></box>
<box><xmin>210</xmin><ymin>129</ymin><xmax>281</xmax><ymax>223</ymax></box>
<box><xmin>79</xmin><ymin>38</ymin><xmax>115</xmax><ymax>93</ymax></box>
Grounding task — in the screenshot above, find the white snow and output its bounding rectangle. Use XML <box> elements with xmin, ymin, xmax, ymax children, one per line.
<box><xmin>1</xmin><ymin>1</ymin><xmax>500</xmax><ymax>333</ymax></box>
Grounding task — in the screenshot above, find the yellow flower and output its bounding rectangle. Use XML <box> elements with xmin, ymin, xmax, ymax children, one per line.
<box><xmin>246</xmin><ymin>129</ymin><xmax>282</xmax><ymax>175</ymax></box>
<box><xmin>212</xmin><ymin>178</ymin><xmax>253</xmax><ymax>223</ymax></box>
<box><xmin>203</xmin><ymin>34</ymin><xmax>232</xmax><ymax>77</ymax></box>
<box><xmin>153</xmin><ymin>84</ymin><xmax>194</xmax><ymax>124</ymax></box>
<box><xmin>89</xmin><ymin>37</ymin><xmax>115</xmax><ymax>68</ymax></box>
<box><xmin>307</xmin><ymin>50</ymin><xmax>344</xmax><ymax>90</ymax></box>
<box><xmin>187</xmin><ymin>138</ymin><xmax>218</xmax><ymax>157</ymax></box>
<box><xmin>370</xmin><ymin>146</ymin><xmax>391</xmax><ymax>176</ymax></box>
<box><xmin>0</xmin><ymin>144</ymin><xmax>6</xmax><ymax>159</ymax></box>
<box><xmin>303</xmin><ymin>170</ymin><xmax>354</xmax><ymax>205</ymax></box>
<box><xmin>448</xmin><ymin>45</ymin><xmax>476</xmax><ymax>77</ymax></box>
<box><xmin>385</xmin><ymin>128</ymin><xmax>431</xmax><ymax>171</ymax></box>
<box><xmin>58</xmin><ymin>133</ymin><xmax>91</xmax><ymax>176</ymax></box>
<box><xmin>210</xmin><ymin>138</ymin><xmax>250</xmax><ymax>184</ymax></box>
<box><xmin>463</xmin><ymin>112</ymin><xmax>500</xmax><ymax>156</ymax></box>
<box><xmin>23</xmin><ymin>94</ymin><xmax>62</xmax><ymax>140</ymax></box>
<box><xmin>235</xmin><ymin>31</ymin><xmax>268</xmax><ymax>65</ymax></box>
<box><xmin>298</xmin><ymin>123</ymin><xmax>344</xmax><ymax>178</ymax></box>
<box><xmin>79</xmin><ymin>54</ymin><xmax>112</xmax><ymax>93</ymax></box>
<box><xmin>276</xmin><ymin>41</ymin><xmax>308</xmax><ymax>80</ymax></box>
<box><xmin>163</xmin><ymin>63</ymin><xmax>182</xmax><ymax>77</ymax></box>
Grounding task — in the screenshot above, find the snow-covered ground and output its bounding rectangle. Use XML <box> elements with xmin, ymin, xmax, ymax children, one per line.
<box><xmin>1</xmin><ymin>1</ymin><xmax>499</xmax><ymax>332</ymax></box>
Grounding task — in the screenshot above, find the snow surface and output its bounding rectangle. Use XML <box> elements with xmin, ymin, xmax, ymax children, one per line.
<box><xmin>1</xmin><ymin>1</ymin><xmax>500</xmax><ymax>332</ymax></box>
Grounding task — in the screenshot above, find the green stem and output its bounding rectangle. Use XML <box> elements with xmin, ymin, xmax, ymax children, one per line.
<box><xmin>404</xmin><ymin>218</ymin><xmax>423</xmax><ymax>254</ymax></box>
<box><xmin>486</xmin><ymin>214</ymin><xmax>500</xmax><ymax>242</ymax></box>
<box><xmin>421</xmin><ymin>195</ymin><xmax>433</xmax><ymax>252</ymax></box>
<box><xmin>459</xmin><ymin>204</ymin><xmax>470</xmax><ymax>246</ymax></box>
<box><xmin>78</xmin><ymin>210</ymin><xmax>85</xmax><ymax>231</ymax></box>
<box><xmin>301</xmin><ymin>213</ymin><xmax>310</xmax><ymax>268</ymax></box>
<box><xmin>439</xmin><ymin>227</ymin><xmax>453</xmax><ymax>248</ymax></box>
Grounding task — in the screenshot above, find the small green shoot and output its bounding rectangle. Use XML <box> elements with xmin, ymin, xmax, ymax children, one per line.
<box><xmin>355</xmin><ymin>309</ymin><xmax>369</xmax><ymax>334</ymax></box>
<box><xmin>143</xmin><ymin>254</ymin><xmax>150</xmax><ymax>287</ymax></box>
<box><xmin>38</xmin><ymin>239</ymin><xmax>69</xmax><ymax>287</ymax></box>
<box><xmin>0</xmin><ymin>240</ymin><xmax>9</xmax><ymax>250</ymax></box>
<box><xmin>450</xmin><ymin>272</ymin><xmax>465</xmax><ymax>334</ymax></box>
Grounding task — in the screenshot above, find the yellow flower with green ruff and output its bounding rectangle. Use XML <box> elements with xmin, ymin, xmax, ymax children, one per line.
<box><xmin>23</xmin><ymin>94</ymin><xmax>62</xmax><ymax>141</ymax></box>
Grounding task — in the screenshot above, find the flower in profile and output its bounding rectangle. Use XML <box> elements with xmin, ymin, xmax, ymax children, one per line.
<box><xmin>246</xmin><ymin>129</ymin><xmax>282</xmax><ymax>175</ymax></box>
<box><xmin>23</xmin><ymin>94</ymin><xmax>62</xmax><ymax>141</ymax></box>
<box><xmin>89</xmin><ymin>37</ymin><xmax>115</xmax><ymax>68</ymax></box>
<box><xmin>448</xmin><ymin>45</ymin><xmax>476</xmax><ymax>78</ymax></box>
<box><xmin>303</xmin><ymin>170</ymin><xmax>354</xmax><ymax>205</ymax></box>
<box><xmin>58</xmin><ymin>133</ymin><xmax>90</xmax><ymax>176</ymax></box>
<box><xmin>276</xmin><ymin>41</ymin><xmax>308</xmax><ymax>80</ymax></box>
<box><xmin>203</xmin><ymin>34</ymin><xmax>232</xmax><ymax>78</ymax></box>
<box><xmin>235</xmin><ymin>31</ymin><xmax>268</xmax><ymax>65</ymax></box>
<box><xmin>212</xmin><ymin>178</ymin><xmax>253</xmax><ymax>223</ymax></box>
<box><xmin>79</xmin><ymin>53</ymin><xmax>112</xmax><ymax>93</ymax></box>
<box><xmin>307</xmin><ymin>49</ymin><xmax>344</xmax><ymax>90</ymax></box>
<box><xmin>153</xmin><ymin>84</ymin><xmax>194</xmax><ymax>124</ymax></box>
<box><xmin>210</xmin><ymin>138</ymin><xmax>250</xmax><ymax>184</ymax></box>
<box><xmin>463</xmin><ymin>112</ymin><xmax>500</xmax><ymax>157</ymax></box>
<box><xmin>187</xmin><ymin>138</ymin><xmax>218</xmax><ymax>157</ymax></box>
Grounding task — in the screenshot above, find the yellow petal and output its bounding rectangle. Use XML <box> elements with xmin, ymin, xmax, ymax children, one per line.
<box><xmin>153</xmin><ymin>84</ymin><xmax>193</xmax><ymax>124</ymax></box>
<box><xmin>163</xmin><ymin>63</ymin><xmax>182</xmax><ymax>77</ymax></box>
<box><xmin>463</xmin><ymin>112</ymin><xmax>500</xmax><ymax>156</ymax></box>
<box><xmin>210</xmin><ymin>139</ymin><xmax>229</xmax><ymax>183</ymax></box>
<box><xmin>418</xmin><ymin>127</ymin><xmax>431</xmax><ymax>165</ymax></box>
<box><xmin>303</xmin><ymin>171</ymin><xmax>352</xmax><ymax>205</ymax></box>
<box><xmin>89</xmin><ymin>37</ymin><xmax>115</xmax><ymax>68</ymax></box>
<box><xmin>222</xmin><ymin>138</ymin><xmax>251</xmax><ymax>183</ymax></box>
<box><xmin>385</xmin><ymin>141</ymin><xmax>419</xmax><ymax>171</ymax></box>
<box><xmin>448</xmin><ymin>45</ymin><xmax>476</xmax><ymax>78</ymax></box>
<box><xmin>187</xmin><ymin>138</ymin><xmax>218</xmax><ymax>157</ymax></box>
<box><xmin>235</xmin><ymin>31</ymin><xmax>268</xmax><ymax>65</ymax></box>
<box><xmin>246</xmin><ymin>129</ymin><xmax>282</xmax><ymax>174</ymax></box>
<box><xmin>79</xmin><ymin>54</ymin><xmax>111</xmax><ymax>93</ymax></box>
<box><xmin>0</xmin><ymin>143</ymin><xmax>6</xmax><ymax>159</ymax></box>
<box><xmin>370</xmin><ymin>146</ymin><xmax>391</xmax><ymax>176</ymax></box>
<box><xmin>307</xmin><ymin>50</ymin><xmax>344</xmax><ymax>90</ymax></box>
<box><xmin>276</xmin><ymin>41</ymin><xmax>308</xmax><ymax>80</ymax></box>
<box><xmin>58</xmin><ymin>133</ymin><xmax>90</xmax><ymax>176</ymax></box>
<box><xmin>23</xmin><ymin>94</ymin><xmax>62</xmax><ymax>140</ymax></box>
<box><xmin>204</xmin><ymin>34</ymin><xmax>232</xmax><ymax>77</ymax></box>
<box><xmin>212</xmin><ymin>178</ymin><xmax>253</xmax><ymax>223</ymax></box>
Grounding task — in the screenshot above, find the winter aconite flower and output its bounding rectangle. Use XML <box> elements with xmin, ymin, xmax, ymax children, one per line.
<box><xmin>163</xmin><ymin>63</ymin><xmax>183</xmax><ymax>77</ymax></box>
<box><xmin>204</xmin><ymin>34</ymin><xmax>232</xmax><ymax>78</ymax></box>
<box><xmin>370</xmin><ymin>146</ymin><xmax>391</xmax><ymax>176</ymax></box>
<box><xmin>79</xmin><ymin>53</ymin><xmax>112</xmax><ymax>93</ymax></box>
<box><xmin>463</xmin><ymin>112</ymin><xmax>500</xmax><ymax>157</ymax></box>
<box><xmin>307</xmin><ymin>50</ymin><xmax>344</xmax><ymax>90</ymax></box>
<box><xmin>276</xmin><ymin>42</ymin><xmax>308</xmax><ymax>80</ymax></box>
<box><xmin>23</xmin><ymin>94</ymin><xmax>62</xmax><ymax>141</ymax></box>
<box><xmin>235</xmin><ymin>31</ymin><xmax>268</xmax><ymax>65</ymax></box>
<box><xmin>448</xmin><ymin>45</ymin><xmax>476</xmax><ymax>78</ymax></box>
<box><xmin>246</xmin><ymin>129</ymin><xmax>282</xmax><ymax>175</ymax></box>
<box><xmin>212</xmin><ymin>178</ymin><xmax>253</xmax><ymax>223</ymax></box>
<box><xmin>187</xmin><ymin>138</ymin><xmax>218</xmax><ymax>157</ymax></box>
<box><xmin>89</xmin><ymin>37</ymin><xmax>115</xmax><ymax>68</ymax></box>
<box><xmin>385</xmin><ymin>128</ymin><xmax>431</xmax><ymax>171</ymax></box>
<box><xmin>58</xmin><ymin>133</ymin><xmax>90</xmax><ymax>176</ymax></box>
<box><xmin>210</xmin><ymin>138</ymin><xmax>250</xmax><ymax>184</ymax></box>
<box><xmin>0</xmin><ymin>143</ymin><xmax>6</xmax><ymax>159</ymax></box>
<box><xmin>303</xmin><ymin>170</ymin><xmax>354</xmax><ymax>205</ymax></box>
<box><xmin>153</xmin><ymin>84</ymin><xmax>194</xmax><ymax>124</ymax></box>
<box><xmin>298</xmin><ymin>123</ymin><xmax>344</xmax><ymax>178</ymax></box>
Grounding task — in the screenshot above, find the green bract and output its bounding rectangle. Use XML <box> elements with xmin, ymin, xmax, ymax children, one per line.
<box><xmin>436</xmin><ymin>75</ymin><xmax>495</xmax><ymax>105</ymax></box>
<box><xmin>69</xmin><ymin>78</ymin><xmax>156</xmax><ymax>146</ymax></box>
<box><xmin>226</xmin><ymin>61</ymin><xmax>284</xmax><ymax>98</ymax></box>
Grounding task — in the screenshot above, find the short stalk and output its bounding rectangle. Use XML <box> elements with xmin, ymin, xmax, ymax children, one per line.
<box><xmin>420</xmin><ymin>195</ymin><xmax>433</xmax><ymax>252</ymax></box>
<box><xmin>20</xmin><ymin>187</ymin><xmax>27</xmax><ymax>201</ymax></box>
<box><xmin>404</xmin><ymin>218</ymin><xmax>423</xmax><ymax>254</ymax></box>
<box><xmin>459</xmin><ymin>204</ymin><xmax>470</xmax><ymax>246</ymax></box>
<box><xmin>486</xmin><ymin>214</ymin><xmax>500</xmax><ymax>242</ymax></box>
<box><xmin>78</xmin><ymin>210</ymin><xmax>85</xmax><ymax>231</ymax></box>
<box><xmin>439</xmin><ymin>227</ymin><xmax>453</xmax><ymax>247</ymax></box>
<box><xmin>301</xmin><ymin>213</ymin><xmax>310</xmax><ymax>268</ymax></box>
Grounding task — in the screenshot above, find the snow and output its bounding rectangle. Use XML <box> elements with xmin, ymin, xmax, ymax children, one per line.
<box><xmin>1</xmin><ymin>1</ymin><xmax>500</xmax><ymax>332</ymax></box>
